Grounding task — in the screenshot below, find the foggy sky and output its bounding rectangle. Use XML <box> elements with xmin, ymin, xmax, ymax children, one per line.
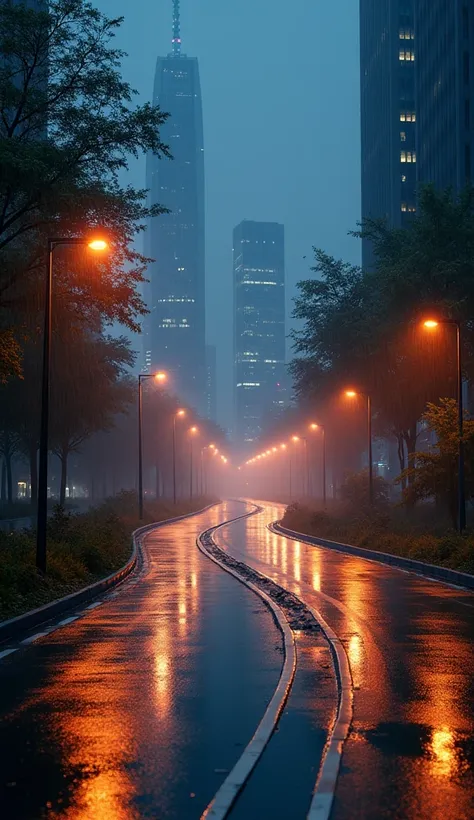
<box><xmin>96</xmin><ymin>0</ymin><xmax>361</xmax><ymax>430</ymax></box>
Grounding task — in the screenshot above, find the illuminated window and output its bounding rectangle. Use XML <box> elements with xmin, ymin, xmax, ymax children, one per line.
<box><xmin>402</xmin><ymin>174</ymin><xmax>407</xmax><ymax>182</ymax></box>
<box><xmin>401</xmin><ymin>203</ymin><xmax>407</xmax><ymax>212</ymax></box>
<box><xmin>401</xmin><ymin>151</ymin><xmax>407</xmax><ymax>163</ymax></box>
<box><xmin>400</xmin><ymin>131</ymin><xmax>406</xmax><ymax>142</ymax></box>
<box><xmin>399</xmin><ymin>50</ymin><xmax>415</xmax><ymax>61</ymax></box>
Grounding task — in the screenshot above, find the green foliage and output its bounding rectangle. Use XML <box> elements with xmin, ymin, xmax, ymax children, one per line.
<box><xmin>398</xmin><ymin>399</ymin><xmax>474</xmax><ymax>525</ymax></box>
<box><xmin>281</xmin><ymin>502</ymin><xmax>474</xmax><ymax>575</ymax></box>
<box><xmin>0</xmin><ymin>494</ymin><xmax>216</xmax><ymax>620</ymax></box>
<box><xmin>0</xmin><ymin>0</ymin><xmax>171</xmax><ymax>380</ymax></box>
<box><xmin>291</xmin><ymin>187</ymin><xmax>474</xmax><ymax>474</ymax></box>
<box><xmin>339</xmin><ymin>470</ymin><xmax>390</xmax><ymax>511</ymax></box>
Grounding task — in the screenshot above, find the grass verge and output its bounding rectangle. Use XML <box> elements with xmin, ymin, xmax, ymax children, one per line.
<box><xmin>281</xmin><ymin>502</ymin><xmax>474</xmax><ymax>576</ymax></box>
<box><xmin>0</xmin><ymin>491</ymin><xmax>216</xmax><ymax>621</ymax></box>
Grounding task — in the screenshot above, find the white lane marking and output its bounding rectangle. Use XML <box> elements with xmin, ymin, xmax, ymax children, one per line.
<box><xmin>84</xmin><ymin>602</ymin><xmax>103</xmax><ymax>610</ymax></box>
<box><xmin>0</xmin><ymin>648</ymin><xmax>18</xmax><ymax>660</ymax></box>
<box><xmin>306</xmin><ymin>603</ymin><xmax>352</xmax><ymax>820</ymax></box>
<box><xmin>217</xmin><ymin>509</ymin><xmax>353</xmax><ymax>820</ymax></box>
<box><xmin>198</xmin><ymin>505</ymin><xmax>297</xmax><ymax>820</ymax></box>
<box><xmin>21</xmin><ymin>632</ymin><xmax>48</xmax><ymax>645</ymax></box>
<box><xmin>57</xmin><ymin>616</ymin><xmax>79</xmax><ymax>626</ymax></box>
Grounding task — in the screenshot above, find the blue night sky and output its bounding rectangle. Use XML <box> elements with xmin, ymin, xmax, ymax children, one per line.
<box><xmin>96</xmin><ymin>0</ymin><xmax>361</xmax><ymax>429</ymax></box>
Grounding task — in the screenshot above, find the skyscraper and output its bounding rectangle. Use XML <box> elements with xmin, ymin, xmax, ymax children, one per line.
<box><xmin>415</xmin><ymin>1</ymin><xmax>474</xmax><ymax>192</ymax></box>
<box><xmin>360</xmin><ymin>1</ymin><xmax>416</xmax><ymax>268</ymax></box>
<box><xmin>145</xmin><ymin>1</ymin><xmax>206</xmax><ymax>413</ymax></box>
<box><xmin>233</xmin><ymin>221</ymin><xmax>286</xmax><ymax>446</ymax></box>
<box><xmin>205</xmin><ymin>344</ymin><xmax>217</xmax><ymax>423</ymax></box>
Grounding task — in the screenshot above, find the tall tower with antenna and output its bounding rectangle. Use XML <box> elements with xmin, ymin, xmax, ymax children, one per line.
<box><xmin>145</xmin><ymin>0</ymin><xmax>206</xmax><ymax>413</ymax></box>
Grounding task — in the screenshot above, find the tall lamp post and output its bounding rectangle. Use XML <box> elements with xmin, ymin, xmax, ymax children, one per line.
<box><xmin>188</xmin><ymin>426</ymin><xmax>199</xmax><ymax>499</ymax></box>
<box><xmin>173</xmin><ymin>409</ymin><xmax>186</xmax><ymax>504</ymax></box>
<box><xmin>138</xmin><ymin>371</ymin><xmax>168</xmax><ymax>520</ymax></box>
<box><xmin>200</xmin><ymin>443</ymin><xmax>216</xmax><ymax>495</ymax></box>
<box><xmin>292</xmin><ymin>436</ymin><xmax>309</xmax><ymax>497</ymax></box>
<box><xmin>345</xmin><ymin>390</ymin><xmax>373</xmax><ymax>506</ymax></box>
<box><xmin>309</xmin><ymin>423</ymin><xmax>327</xmax><ymax>508</ymax></box>
<box><xmin>36</xmin><ymin>235</ymin><xmax>108</xmax><ymax>574</ymax></box>
<box><xmin>423</xmin><ymin>319</ymin><xmax>466</xmax><ymax>532</ymax></box>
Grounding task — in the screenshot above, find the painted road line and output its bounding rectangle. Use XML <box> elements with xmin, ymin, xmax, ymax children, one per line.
<box><xmin>216</xmin><ymin>509</ymin><xmax>353</xmax><ymax>820</ymax></box>
<box><xmin>56</xmin><ymin>616</ymin><xmax>79</xmax><ymax>626</ymax></box>
<box><xmin>84</xmin><ymin>602</ymin><xmax>103</xmax><ymax>610</ymax></box>
<box><xmin>0</xmin><ymin>648</ymin><xmax>18</xmax><ymax>660</ymax></box>
<box><xmin>306</xmin><ymin>602</ymin><xmax>353</xmax><ymax>820</ymax></box>
<box><xmin>198</xmin><ymin>505</ymin><xmax>297</xmax><ymax>820</ymax></box>
<box><xmin>21</xmin><ymin>632</ymin><xmax>49</xmax><ymax>645</ymax></box>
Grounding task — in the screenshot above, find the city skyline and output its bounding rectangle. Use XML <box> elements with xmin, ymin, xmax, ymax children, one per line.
<box><xmin>144</xmin><ymin>0</ymin><xmax>206</xmax><ymax>415</ymax></box>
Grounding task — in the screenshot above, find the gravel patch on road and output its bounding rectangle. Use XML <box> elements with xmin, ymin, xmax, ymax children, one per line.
<box><xmin>200</xmin><ymin>530</ymin><xmax>321</xmax><ymax>634</ymax></box>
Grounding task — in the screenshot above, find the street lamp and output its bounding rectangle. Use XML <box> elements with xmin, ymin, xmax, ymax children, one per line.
<box><xmin>36</xmin><ymin>235</ymin><xmax>108</xmax><ymax>574</ymax></box>
<box><xmin>188</xmin><ymin>426</ymin><xmax>199</xmax><ymax>499</ymax></box>
<box><xmin>291</xmin><ymin>435</ymin><xmax>309</xmax><ymax>497</ymax></box>
<box><xmin>138</xmin><ymin>371</ymin><xmax>168</xmax><ymax>520</ymax></box>
<box><xmin>309</xmin><ymin>423</ymin><xmax>327</xmax><ymax>508</ymax></box>
<box><xmin>345</xmin><ymin>389</ymin><xmax>373</xmax><ymax>505</ymax></box>
<box><xmin>423</xmin><ymin>318</ymin><xmax>466</xmax><ymax>531</ymax></box>
<box><xmin>172</xmin><ymin>409</ymin><xmax>186</xmax><ymax>504</ymax></box>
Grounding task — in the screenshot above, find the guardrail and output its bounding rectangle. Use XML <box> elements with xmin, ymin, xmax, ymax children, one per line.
<box><xmin>272</xmin><ymin>521</ymin><xmax>474</xmax><ymax>591</ymax></box>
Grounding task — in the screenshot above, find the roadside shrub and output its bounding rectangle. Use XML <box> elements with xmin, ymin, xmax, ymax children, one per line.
<box><xmin>281</xmin><ymin>499</ymin><xmax>474</xmax><ymax>576</ymax></box>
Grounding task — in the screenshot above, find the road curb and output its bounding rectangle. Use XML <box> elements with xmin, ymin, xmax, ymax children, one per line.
<box><xmin>0</xmin><ymin>504</ymin><xmax>217</xmax><ymax>645</ymax></box>
<box><xmin>197</xmin><ymin>503</ymin><xmax>297</xmax><ymax>820</ymax></box>
<box><xmin>272</xmin><ymin>522</ymin><xmax>474</xmax><ymax>591</ymax></box>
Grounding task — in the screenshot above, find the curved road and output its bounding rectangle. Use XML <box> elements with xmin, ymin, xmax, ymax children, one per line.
<box><xmin>0</xmin><ymin>502</ymin><xmax>283</xmax><ymax>819</ymax></box>
<box><xmin>214</xmin><ymin>501</ymin><xmax>474</xmax><ymax>820</ymax></box>
<box><xmin>0</xmin><ymin>500</ymin><xmax>473</xmax><ymax>819</ymax></box>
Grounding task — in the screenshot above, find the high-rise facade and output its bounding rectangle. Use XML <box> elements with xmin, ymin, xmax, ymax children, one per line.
<box><xmin>233</xmin><ymin>221</ymin><xmax>286</xmax><ymax>446</ymax></box>
<box><xmin>145</xmin><ymin>1</ymin><xmax>206</xmax><ymax>413</ymax></box>
<box><xmin>205</xmin><ymin>344</ymin><xmax>217</xmax><ymax>422</ymax></box>
<box><xmin>360</xmin><ymin>1</ymin><xmax>416</xmax><ymax>268</ymax></box>
<box><xmin>415</xmin><ymin>1</ymin><xmax>474</xmax><ymax>192</ymax></box>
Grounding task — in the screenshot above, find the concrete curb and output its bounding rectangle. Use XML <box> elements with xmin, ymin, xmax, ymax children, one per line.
<box><xmin>272</xmin><ymin>522</ymin><xmax>474</xmax><ymax>591</ymax></box>
<box><xmin>197</xmin><ymin>503</ymin><xmax>297</xmax><ymax>820</ymax></box>
<box><xmin>0</xmin><ymin>504</ymin><xmax>217</xmax><ymax>644</ymax></box>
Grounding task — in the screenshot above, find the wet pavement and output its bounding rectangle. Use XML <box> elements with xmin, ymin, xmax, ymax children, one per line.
<box><xmin>214</xmin><ymin>501</ymin><xmax>474</xmax><ymax>820</ymax></box>
<box><xmin>0</xmin><ymin>502</ymin><xmax>283</xmax><ymax>819</ymax></box>
<box><xmin>2</xmin><ymin>499</ymin><xmax>474</xmax><ymax>819</ymax></box>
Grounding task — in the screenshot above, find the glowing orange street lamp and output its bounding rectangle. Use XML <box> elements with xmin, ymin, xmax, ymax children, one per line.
<box><xmin>309</xmin><ymin>422</ymin><xmax>327</xmax><ymax>507</ymax></box>
<box><xmin>345</xmin><ymin>389</ymin><xmax>373</xmax><ymax>505</ymax></box>
<box><xmin>173</xmin><ymin>409</ymin><xmax>186</xmax><ymax>505</ymax></box>
<box><xmin>188</xmin><ymin>426</ymin><xmax>199</xmax><ymax>500</ymax></box>
<box><xmin>37</xmin><ymin>235</ymin><xmax>109</xmax><ymax>572</ymax></box>
<box><xmin>137</xmin><ymin>370</ymin><xmax>169</xmax><ymax>519</ymax></box>
<box><xmin>423</xmin><ymin>317</ymin><xmax>465</xmax><ymax>531</ymax></box>
<box><xmin>88</xmin><ymin>238</ymin><xmax>108</xmax><ymax>251</ymax></box>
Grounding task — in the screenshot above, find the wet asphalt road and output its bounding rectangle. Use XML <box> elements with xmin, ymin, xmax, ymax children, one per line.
<box><xmin>214</xmin><ymin>501</ymin><xmax>474</xmax><ymax>820</ymax></box>
<box><xmin>1</xmin><ymin>499</ymin><xmax>473</xmax><ymax>820</ymax></box>
<box><xmin>0</xmin><ymin>502</ymin><xmax>283</xmax><ymax>819</ymax></box>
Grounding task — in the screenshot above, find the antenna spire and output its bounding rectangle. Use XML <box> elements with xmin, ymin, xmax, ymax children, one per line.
<box><xmin>172</xmin><ymin>0</ymin><xmax>181</xmax><ymax>56</ymax></box>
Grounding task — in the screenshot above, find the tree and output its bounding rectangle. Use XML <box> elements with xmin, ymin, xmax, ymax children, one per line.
<box><xmin>49</xmin><ymin>333</ymin><xmax>135</xmax><ymax>505</ymax></box>
<box><xmin>399</xmin><ymin>399</ymin><xmax>474</xmax><ymax>527</ymax></box>
<box><xmin>0</xmin><ymin>0</ymin><xmax>170</xmax><ymax>378</ymax></box>
<box><xmin>339</xmin><ymin>470</ymin><xmax>390</xmax><ymax>513</ymax></box>
<box><xmin>291</xmin><ymin>188</ymin><xmax>474</xmax><ymax>481</ymax></box>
